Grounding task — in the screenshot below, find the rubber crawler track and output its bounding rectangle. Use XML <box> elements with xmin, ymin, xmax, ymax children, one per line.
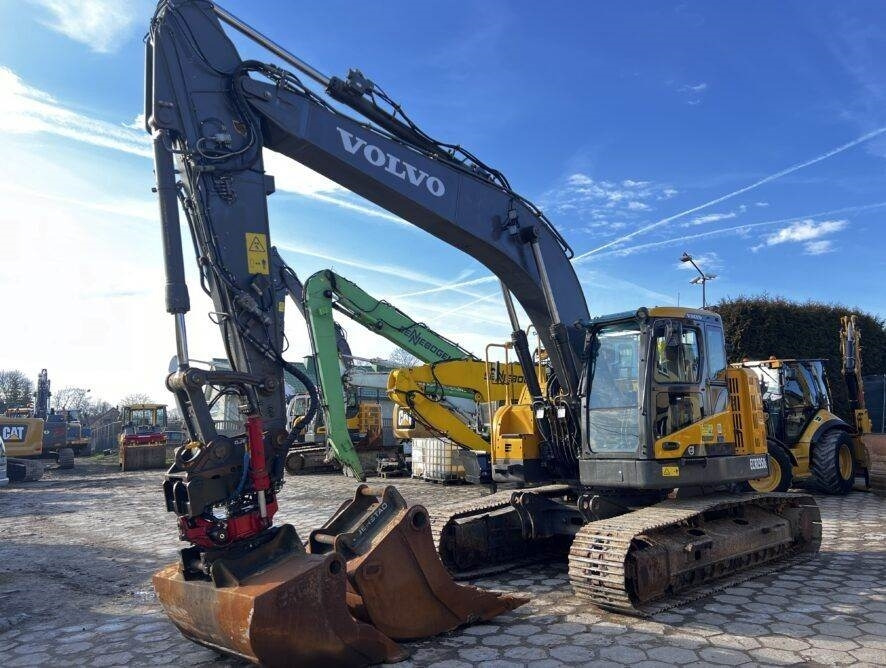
<box><xmin>429</xmin><ymin>485</ymin><xmax>571</xmax><ymax>579</ymax></box>
<box><xmin>568</xmin><ymin>492</ymin><xmax>822</xmax><ymax>616</ymax></box>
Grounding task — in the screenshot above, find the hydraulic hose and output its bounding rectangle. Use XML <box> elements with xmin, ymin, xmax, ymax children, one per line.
<box><xmin>282</xmin><ymin>359</ymin><xmax>320</xmax><ymax>448</ymax></box>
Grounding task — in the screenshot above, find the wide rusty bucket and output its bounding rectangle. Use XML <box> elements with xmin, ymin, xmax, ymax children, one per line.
<box><xmin>153</xmin><ymin>525</ymin><xmax>407</xmax><ymax>667</ymax></box>
<box><xmin>309</xmin><ymin>485</ymin><xmax>527</xmax><ymax>640</ymax></box>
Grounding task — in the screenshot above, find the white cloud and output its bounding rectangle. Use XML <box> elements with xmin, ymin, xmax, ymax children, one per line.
<box><xmin>677</xmin><ymin>82</ymin><xmax>708</xmax><ymax>105</ymax></box>
<box><xmin>803</xmin><ymin>240</ymin><xmax>835</xmax><ymax>255</ymax></box>
<box><xmin>0</xmin><ymin>66</ymin><xmax>414</xmax><ymax>230</ymax></box>
<box><xmin>29</xmin><ymin>0</ymin><xmax>146</xmax><ymax>54</ymax></box>
<box><xmin>688</xmin><ymin>211</ymin><xmax>737</xmax><ymax>226</ymax></box>
<box><xmin>541</xmin><ymin>173</ymin><xmax>675</xmax><ymax>232</ymax></box>
<box><xmin>124</xmin><ymin>113</ymin><xmax>145</xmax><ymax>131</ymax></box>
<box><xmin>573</xmin><ymin>126</ymin><xmax>886</xmax><ymax>262</ymax></box>
<box><xmin>762</xmin><ymin>219</ymin><xmax>847</xmax><ymax>246</ymax></box>
<box><xmin>756</xmin><ymin>201</ymin><xmax>769</xmax><ymax>207</ymax></box>
<box><xmin>0</xmin><ymin>66</ymin><xmax>150</xmax><ymax>157</ymax></box>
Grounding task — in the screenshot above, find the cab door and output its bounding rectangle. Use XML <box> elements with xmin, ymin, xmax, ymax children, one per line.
<box><xmin>781</xmin><ymin>362</ymin><xmax>816</xmax><ymax>445</ymax></box>
<box><xmin>703</xmin><ymin>324</ymin><xmax>729</xmax><ymax>418</ymax></box>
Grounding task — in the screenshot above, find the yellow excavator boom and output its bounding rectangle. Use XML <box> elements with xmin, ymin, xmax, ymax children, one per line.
<box><xmin>387</xmin><ymin>359</ymin><xmax>525</xmax><ymax>452</ymax></box>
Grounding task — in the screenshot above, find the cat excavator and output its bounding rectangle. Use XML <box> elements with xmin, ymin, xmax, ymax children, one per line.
<box><xmin>146</xmin><ymin>1</ymin><xmax>821</xmax><ymax>663</ymax></box>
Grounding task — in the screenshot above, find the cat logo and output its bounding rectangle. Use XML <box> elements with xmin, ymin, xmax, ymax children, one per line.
<box><xmin>1</xmin><ymin>425</ymin><xmax>27</xmax><ymax>442</ymax></box>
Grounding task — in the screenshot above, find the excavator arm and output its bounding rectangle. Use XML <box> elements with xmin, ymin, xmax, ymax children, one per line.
<box><xmin>387</xmin><ymin>359</ymin><xmax>526</xmax><ymax>452</ymax></box>
<box><xmin>300</xmin><ymin>269</ymin><xmax>483</xmax><ymax>477</ymax></box>
<box><xmin>840</xmin><ymin>315</ymin><xmax>871</xmax><ymax>433</ymax></box>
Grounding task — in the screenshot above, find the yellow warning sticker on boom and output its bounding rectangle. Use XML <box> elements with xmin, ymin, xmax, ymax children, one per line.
<box><xmin>246</xmin><ymin>232</ymin><xmax>269</xmax><ymax>275</ymax></box>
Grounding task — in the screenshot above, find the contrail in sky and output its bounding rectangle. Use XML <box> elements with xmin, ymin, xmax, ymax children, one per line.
<box><xmin>598</xmin><ymin>201</ymin><xmax>886</xmax><ymax>258</ymax></box>
<box><xmin>427</xmin><ymin>127</ymin><xmax>886</xmax><ymax>316</ymax></box>
<box><xmin>572</xmin><ymin>125</ymin><xmax>886</xmax><ymax>262</ymax></box>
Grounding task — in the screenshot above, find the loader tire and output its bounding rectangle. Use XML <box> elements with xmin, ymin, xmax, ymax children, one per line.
<box><xmin>746</xmin><ymin>440</ymin><xmax>793</xmax><ymax>493</ymax></box>
<box><xmin>811</xmin><ymin>430</ymin><xmax>854</xmax><ymax>495</ymax></box>
<box><xmin>57</xmin><ymin>448</ymin><xmax>75</xmax><ymax>470</ymax></box>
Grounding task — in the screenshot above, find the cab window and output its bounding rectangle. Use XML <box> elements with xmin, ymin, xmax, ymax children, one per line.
<box><xmin>705</xmin><ymin>325</ymin><xmax>727</xmax><ymax>381</ymax></box>
<box><xmin>653</xmin><ymin>328</ymin><xmax>700</xmax><ymax>383</ymax></box>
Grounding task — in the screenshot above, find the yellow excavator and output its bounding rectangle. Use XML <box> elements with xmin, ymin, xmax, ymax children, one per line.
<box><xmin>387</xmin><ymin>354</ymin><xmax>525</xmax><ymax>454</ymax></box>
<box><xmin>144</xmin><ymin>3</ymin><xmax>820</xmax><ymax>663</ymax></box>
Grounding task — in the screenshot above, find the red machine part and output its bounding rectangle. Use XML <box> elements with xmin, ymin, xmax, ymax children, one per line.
<box><xmin>177</xmin><ymin>416</ymin><xmax>278</xmax><ymax>549</ymax></box>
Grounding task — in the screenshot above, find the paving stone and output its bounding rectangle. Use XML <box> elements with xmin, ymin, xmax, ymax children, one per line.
<box><xmin>550</xmin><ymin>644</ymin><xmax>595</xmax><ymax>662</ymax></box>
<box><xmin>547</xmin><ymin>622</ymin><xmax>585</xmax><ymax>636</ymax></box>
<box><xmin>457</xmin><ymin>647</ymin><xmax>500</xmax><ymax>661</ymax></box>
<box><xmin>599</xmin><ymin>644</ymin><xmax>647</xmax><ymax>664</ymax></box>
<box><xmin>647</xmin><ymin>646</ymin><xmax>698</xmax><ymax>663</ymax></box>
<box><xmin>503</xmin><ymin>645</ymin><xmax>548</xmax><ymax>660</ymax></box>
<box><xmin>462</xmin><ymin>624</ymin><xmax>500</xmax><ymax>636</ymax></box>
<box><xmin>709</xmin><ymin>633</ymin><xmax>761</xmax><ymax>650</ymax></box>
<box><xmin>698</xmin><ymin>647</ymin><xmax>750</xmax><ymax>665</ymax></box>
<box><xmin>482</xmin><ymin>634</ymin><xmax>522</xmax><ymax>648</ymax></box>
<box><xmin>807</xmin><ymin>635</ymin><xmax>860</xmax><ymax>651</ymax></box>
<box><xmin>6</xmin><ymin>653</ymin><xmax>53</xmax><ymax>667</ymax></box>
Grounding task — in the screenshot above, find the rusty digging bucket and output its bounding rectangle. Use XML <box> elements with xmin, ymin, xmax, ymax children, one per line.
<box><xmin>309</xmin><ymin>485</ymin><xmax>527</xmax><ymax>640</ymax></box>
<box><xmin>154</xmin><ymin>487</ymin><xmax>525</xmax><ymax>666</ymax></box>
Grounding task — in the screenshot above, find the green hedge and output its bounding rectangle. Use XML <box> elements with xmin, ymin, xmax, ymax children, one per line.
<box><xmin>711</xmin><ymin>296</ymin><xmax>886</xmax><ymax>421</ymax></box>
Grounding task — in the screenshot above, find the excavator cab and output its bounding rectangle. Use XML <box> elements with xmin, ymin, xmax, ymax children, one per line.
<box><xmin>578</xmin><ymin>308</ymin><xmax>768</xmax><ymax>489</ymax></box>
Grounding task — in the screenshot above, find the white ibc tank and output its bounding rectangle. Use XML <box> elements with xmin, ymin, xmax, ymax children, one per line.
<box><xmin>414</xmin><ymin>436</ymin><xmax>464</xmax><ymax>482</ymax></box>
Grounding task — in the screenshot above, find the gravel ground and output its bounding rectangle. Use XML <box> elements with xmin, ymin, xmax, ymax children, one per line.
<box><xmin>0</xmin><ymin>458</ymin><xmax>884</xmax><ymax>667</ymax></box>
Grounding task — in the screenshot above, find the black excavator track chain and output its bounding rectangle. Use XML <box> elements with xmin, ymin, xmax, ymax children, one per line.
<box><xmin>429</xmin><ymin>484</ymin><xmax>573</xmax><ymax>579</ymax></box>
<box><xmin>568</xmin><ymin>492</ymin><xmax>822</xmax><ymax>616</ymax></box>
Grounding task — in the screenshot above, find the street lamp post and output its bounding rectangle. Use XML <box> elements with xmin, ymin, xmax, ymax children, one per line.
<box><xmin>680</xmin><ymin>252</ymin><xmax>717</xmax><ymax>308</ymax></box>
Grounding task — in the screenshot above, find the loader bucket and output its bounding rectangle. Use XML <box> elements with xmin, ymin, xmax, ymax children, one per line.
<box><xmin>153</xmin><ymin>524</ymin><xmax>407</xmax><ymax>667</ymax></box>
<box><xmin>309</xmin><ymin>485</ymin><xmax>527</xmax><ymax>640</ymax></box>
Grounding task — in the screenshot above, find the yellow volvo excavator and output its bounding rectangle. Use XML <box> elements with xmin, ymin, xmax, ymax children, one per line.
<box><xmin>144</xmin><ymin>3</ymin><xmax>820</xmax><ymax>663</ymax></box>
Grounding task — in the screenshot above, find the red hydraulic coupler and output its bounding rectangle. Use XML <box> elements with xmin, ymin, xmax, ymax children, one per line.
<box><xmin>246</xmin><ymin>415</ymin><xmax>271</xmax><ymax>493</ymax></box>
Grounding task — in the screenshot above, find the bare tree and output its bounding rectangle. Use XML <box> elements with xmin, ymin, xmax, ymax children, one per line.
<box><xmin>53</xmin><ymin>387</ymin><xmax>93</xmax><ymax>412</ymax></box>
<box><xmin>388</xmin><ymin>348</ymin><xmax>420</xmax><ymax>368</ymax></box>
<box><xmin>119</xmin><ymin>392</ymin><xmax>155</xmax><ymax>407</ymax></box>
<box><xmin>85</xmin><ymin>399</ymin><xmax>114</xmax><ymax>426</ymax></box>
<box><xmin>0</xmin><ymin>369</ymin><xmax>35</xmax><ymax>410</ymax></box>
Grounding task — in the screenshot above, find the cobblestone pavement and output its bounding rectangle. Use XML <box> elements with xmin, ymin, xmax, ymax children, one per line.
<box><xmin>0</xmin><ymin>460</ymin><xmax>884</xmax><ymax>667</ymax></box>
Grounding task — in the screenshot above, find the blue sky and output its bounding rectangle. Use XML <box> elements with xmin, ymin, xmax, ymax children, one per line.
<box><xmin>1</xmin><ymin>0</ymin><xmax>885</xmax><ymax>403</ymax></box>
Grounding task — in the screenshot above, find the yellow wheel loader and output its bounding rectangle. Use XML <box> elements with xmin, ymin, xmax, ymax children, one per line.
<box><xmin>737</xmin><ymin>315</ymin><xmax>878</xmax><ymax>494</ymax></box>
